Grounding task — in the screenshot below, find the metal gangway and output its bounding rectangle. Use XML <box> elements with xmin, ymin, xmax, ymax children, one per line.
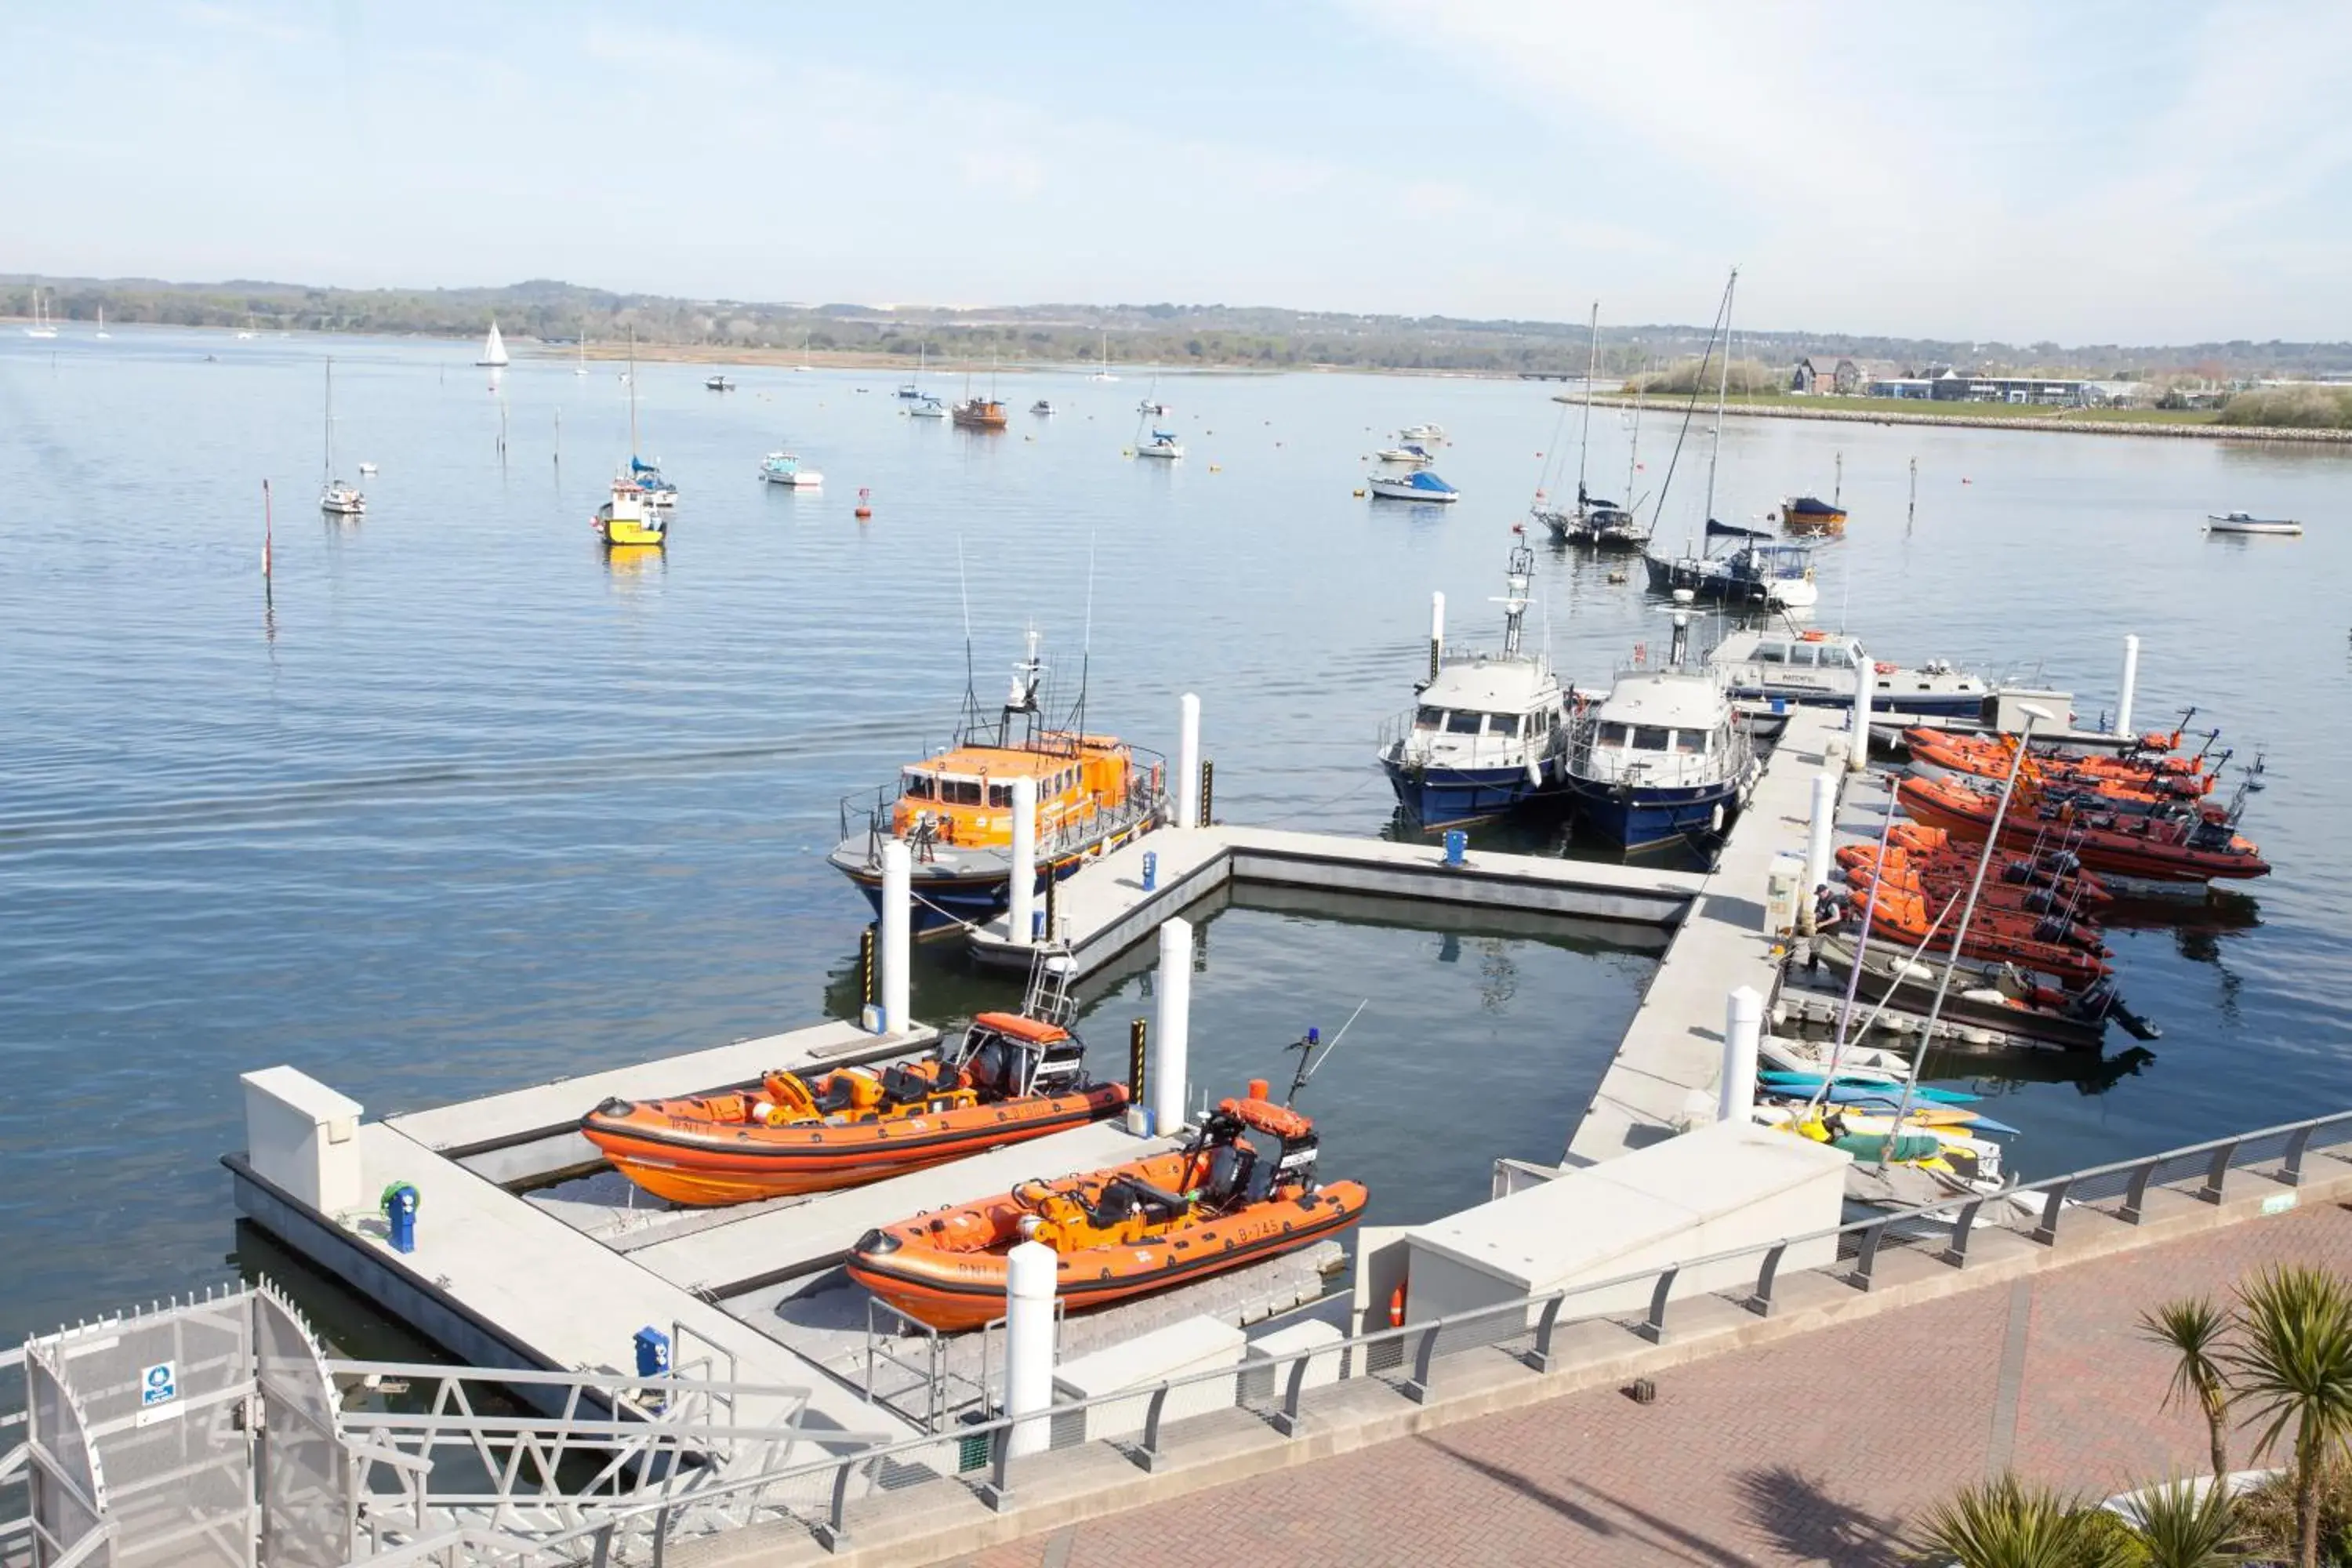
<box><xmin>0</xmin><ymin>1284</ymin><xmax>891</xmax><ymax>1567</ymax></box>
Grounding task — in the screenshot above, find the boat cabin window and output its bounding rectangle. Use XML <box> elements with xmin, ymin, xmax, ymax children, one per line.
<box><xmin>940</xmin><ymin>778</ymin><xmax>983</xmax><ymax>806</ymax></box>
<box><xmin>902</xmin><ymin>771</ymin><xmax>936</xmax><ymax>800</ymax></box>
<box><xmin>1592</xmin><ymin>723</ymin><xmax>1628</xmax><ymax>748</ymax></box>
<box><xmin>1673</xmin><ymin>729</ymin><xmax>1709</xmax><ymax>754</ymax></box>
<box><xmin>1444</xmin><ymin>711</ymin><xmax>1483</xmax><ymax>735</ymax></box>
<box><xmin>1632</xmin><ymin>725</ymin><xmax>1671</xmax><ymax>751</ymax></box>
<box><xmin>1819</xmin><ymin>644</ymin><xmax>1855</xmax><ymax>669</ymax></box>
<box><xmin>1414</xmin><ymin>706</ymin><xmax>1444</xmax><ymax>731</ymax></box>
<box><xmin>988</xmin><ymin>783</ymin><xmax>1014</xmax><ymax>808</ymax></box>
<box><xmin>1754</xmin><ymin>640</ymin><xmax>1788</xmax><ymax>664</ymax></box>
<box><xmin>1788</xmin><ymin>644</ymin><xmax>1818</xmax><ymax>668</ymax></box>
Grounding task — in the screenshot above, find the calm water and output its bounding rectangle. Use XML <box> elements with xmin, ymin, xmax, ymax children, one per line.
<box><xmin>5</xmin><ymin>328</ymin><xmax>2349</xmax><ymax>1343</ymax></box>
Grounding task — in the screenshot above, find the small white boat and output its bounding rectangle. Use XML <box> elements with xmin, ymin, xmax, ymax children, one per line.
<box><xmin>1031</xmin><ymin>400</ymin><xmax>1055</xmax><ymax>416</ymax></box>
<box><xmin>236</xmin><ymin>313</ymin><xmax>257</xmax><ymax>340</ymax></box>
<box><xmin>705</xmin><ymin>375</ymin><xmax>735</xmax><ymax>392</ymax></box>
<box><xmin>760</xmin><ymin>452</ymin><xmax>822</xmax><ymax>487</ymax></box>
<box><xmin>1367</xmin><ymin>470</ymin><xmax>1458</xmax><ymax>503</ymax></box>
<box><xmin>909</xmin><ymin>395</ymin><xmax>947</xmax><ymax>419</ymax></box>
<box><xmin>358</xmin><ymin>462</ymin><xmax>378</xmax><ymax>475</ymax></box>
<box><xmin>2205</xmin><ymin>511</ymin><xmax>2302</xmax><ymax>536</ymax></box>
<box><xmin>1090</xmin><ymin>330</ymin><xmax>1116</xmax><ymax>382</ymax></box>
<box><xmin>318</xmin><ymin>358</ymin><xmax>365</xmax><ymax>516</ymax></box>
<box><xmin>476</xmin><ymin>320</ymin><xmax>510</xmax><ymax>368</ymax></box>
<box><xmin>1398</xmin><ymin>423</ymin><xmax>1446</xmax><ymax>443</ymax></box>
<box><xmin>94</xmin><ymin>306</ymin><xmax>110</xmax><ymax>341</ymax></box>
<box><xmin>1137</xmin><ymin>430</ymin><xmax>1184</xmax><ymax>459</ymax></box>
<box><xmin>1374</xmin><ymin>441</ymin><xmax>1438</xmax><ymax>466</ymax></box>
<box><xmin>1137</xmin><ymin>398</ymin><xmax>1169</xmax><ymax>416</ymax></box>
<box><xmin>23</xmin><ymin>289</ymin><xmax>57</xmax><ymax>339</ymax></box>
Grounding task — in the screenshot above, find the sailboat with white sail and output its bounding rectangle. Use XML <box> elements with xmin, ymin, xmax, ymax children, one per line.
<box><xmin>476</xmin><ymin>320</ymin><xmax>510</xmax><ymax>368</ymax></box>
<box><xmin>575</xmin><ymin>334</ymin><xmax>589</xmax><ymax>377</ymax></box>
<box><xmin>1090</xmin><ymin>330</ymin><xmax>1116</xmax><ymax>382</ymax></box>
<box><xmin>319</xmin><ymin>358</ymin><xmax>366</xmax><ymax>516</ymax></box>
<box><xmin>23</xmin><ymin>289</ymin><xmax>57</xmax><ymax>339</ymax></box>
<box><xmin>94</xmin><ymin>306</ymin><xmax>110</xmax><ymax>340</ymax></box>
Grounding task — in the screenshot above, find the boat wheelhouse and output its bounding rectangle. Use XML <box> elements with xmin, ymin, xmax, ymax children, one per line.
<box><xmin>829</xmin><ymin>633</ymin><xmax>1169</xmax><ymax>935</ymax></box>
<box><xmin>1563</xmin><ymin>635</ymin><xmax>1757</xmax><ymax>851</ymax></box>
<box><xmin>1377</xmin><ymin>535</ymin><xmax>1569</xmax><ymax>825</ymax></box>
<box><xmin>1367</xmin><ymin>470</ymin><xmax>1459</xmax><ymax>503</ymax></box>
<box><xmin>594</xmin><ymin>480</ymin><xmax>666</xmax><ymax>547</ymax></box>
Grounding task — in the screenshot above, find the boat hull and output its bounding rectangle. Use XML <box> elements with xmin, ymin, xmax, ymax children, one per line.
<box><xmin>583</xmin><ymin>1083</ymin><xmax>1130</xmax><ymax>1206</ymax></box>
<box><xmin>1643</xmin><ymin>554</ymin><xmax>1817</xmax><ymax>608</ymax></box>
<box><xmin>1566</xmin><ymin>777</ymin><xmax>1741</xmax><ymax>851</ymax></box>
<box><xmin>1381</xmin><ymin>756</ymin><xmax>1562</xmax><ymax>826</ymax></box>
<box><xmin>1367</xmin><ymin>480</ymin><xmax>1457</xmax><ymax>503</ymax></box>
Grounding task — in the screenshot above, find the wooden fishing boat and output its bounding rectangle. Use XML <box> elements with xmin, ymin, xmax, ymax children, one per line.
<box><xmin>830</xmin><ymin>631</ymin><xmax>1167</xmax><ymax>935</ymax></box>
<box><xmin>1896</xmin><ymin>772</ymin><xmax>2269</xmax><ymax>887</ymax></box>
<box><xmin>583</xmin><ymin>979</ymin><xmax>1126</xmax><ymax>1206</ymax></box>
<box><xmin>1778</xmin><ymin>494</ymin><xmax>1847</xmax><ymax>535</ymax></box>
<box><xmin>847</xmin><ymin>1086</ymin><xmax>1367</xmax><ymax>1332</ymax></box>
<box><xmin>951</xmin><ymin>397</ymin><xmax>1008</xmax><ymax>430</ymax></box>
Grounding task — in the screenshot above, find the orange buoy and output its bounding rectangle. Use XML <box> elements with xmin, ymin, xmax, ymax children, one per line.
<box><xmin>855</xmin><ymin>485</ymin><xmax>873</xmax><ymax>520</ymax></box>
<box><xmin>1388</xmin><ymin>1281</ymin><xmax>1407</xmax><ymax>1328</ymax></box>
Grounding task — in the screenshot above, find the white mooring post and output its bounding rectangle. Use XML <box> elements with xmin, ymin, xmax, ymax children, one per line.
<box><xmin>1803</xmin><ymin>771</ymin><xmax>1838</xmax><ymax>895</ymax></box>
<box><xmin>2114</xmin><ymin>633</ymin><xmax>2140</xmax><ymax>738</ymax></box>
<box><xmin>1719</xmin><ymin>986</ymin><xmax>1763</xmax><ymax>1124</ymax></box>
<box><xmin>1849</xmin><ymin>646</ymin><xmax>1873</xmax><ymax>774</ymax></box>
<box><xmin>879</xmin><ymin>839</ymin><xmax>912</xmax><ymax>1034</ymax></box>
<box><xmin>1175</xmin><ymin>692</ymin><xmax>1202</xmax><ymax>829</ymax></box>
<box><xmin>1003</xmin><ymin>1240</ymin><xmax>1058</xmax><ymax>1457</ymax></box>
<box><xmin>1007</xmin><ymin>775</ymin><xmax>1037</xmax><ymax>947</ymax></box>
<box><xmin>1152</xmin><ymin>917</ymin><xmax>1193</xmax><ymax>1135</ymax></box>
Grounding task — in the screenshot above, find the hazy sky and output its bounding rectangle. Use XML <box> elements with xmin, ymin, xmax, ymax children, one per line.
<box><xmin>11</xmin><ymin>2</ymin><xmax>2350</xmax><ymax>341</ymax></box>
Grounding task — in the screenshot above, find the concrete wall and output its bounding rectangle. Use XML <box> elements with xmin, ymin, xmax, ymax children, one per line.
<box><xmin>1403</xmin><ymin>1120</ymin><xmax>1849</xmax><ymax>1334</ymax></box>
<box><xmin>1050</xmin><ymin>1316</ymin><xmax>1245</xmax><ymax>1446</ymax></box>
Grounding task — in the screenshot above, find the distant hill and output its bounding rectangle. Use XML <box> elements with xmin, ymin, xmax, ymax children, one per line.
<box><xmin>5</xmin><ymin>272</ymin><xmax>2347</xmax><ymax>380</ymax></box>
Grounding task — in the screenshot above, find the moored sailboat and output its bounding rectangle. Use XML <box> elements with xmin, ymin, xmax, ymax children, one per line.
<box><xmin>318</xmin><ymin>358</ymin><xmax>365</xmax><ymax>516</ymax></box>
<box><xmin>476</xmin><ymin>320</ymin><xmax>510</xmax><ymax>368</ymax></box>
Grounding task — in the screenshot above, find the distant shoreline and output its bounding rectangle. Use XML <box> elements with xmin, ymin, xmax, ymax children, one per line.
<box><xmin>1574</xmin><ymin>392</ymin><xmax>2352</xmax><ymax>445</ymax></box>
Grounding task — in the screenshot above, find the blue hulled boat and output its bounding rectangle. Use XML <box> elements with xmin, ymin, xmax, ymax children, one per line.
<box><xmin>1564</xmin><ymin>608</ymin><xmax>1758</xmax><ymax>850</ymax></box>
<box><xmin>1377</xmin><ymin>535</ymin><xmax>1570</xmax><ymax>825</ymax></box>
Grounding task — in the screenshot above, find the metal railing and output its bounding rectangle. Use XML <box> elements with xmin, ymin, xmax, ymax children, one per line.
<box><xmin>837</xmin><ymin>762</ymin><xmax>1170</xmax><ymax>872</ymax></box>
<box><xmin>1376</xmin><ymin>709</ymin><xmax>1565</xmax><ymax>778</ymax></box>
<box><xmin>326</xmin><ymin>1105</ymin><xmax>2352</xmax><ymax>1563</ymax></box>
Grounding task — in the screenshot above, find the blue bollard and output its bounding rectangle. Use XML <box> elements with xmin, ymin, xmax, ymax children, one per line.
<box><xmin>633</xmin><ymin>1326</ymin><xmax>671</xmax><ymax>1380</ymax></box>
<box><xmin>381</xmin><ymin>1183</ymin><xmax>419</xmax><ymax>1254</ymax></box>
<box><xmin>1142</xmin><ymin>850</ymin><xmax>1158</xmax><ymax>892</ymax></box>
<box><xmin>1443</xmin><ymin>829</ymin><xmax>1468</xmax><ymax>867</ymax></box>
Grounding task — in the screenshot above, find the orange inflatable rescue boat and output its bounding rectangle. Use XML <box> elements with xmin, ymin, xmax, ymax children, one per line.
<box><xmin>847</xmin><ymin>1085</ymin><xmax>1367</xmax><ymax>1332</ymax></box>
<box><xmin>582</xmin><ymin>1009</ymin><xmax>1127</xmax><ymax>1206</ymax></box>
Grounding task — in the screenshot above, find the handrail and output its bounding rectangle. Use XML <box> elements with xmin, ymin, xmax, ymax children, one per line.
<box><xmin>550</xmin><ymin>1102</ymin><xmax>2352</xmax><ymax>1548</ymax></box>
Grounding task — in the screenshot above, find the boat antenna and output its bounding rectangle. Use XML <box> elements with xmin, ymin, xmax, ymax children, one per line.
<box><xmin>1575</xmin><ymin>301</ymin><xmax>1597</xmax><ymax>514</ymax></box>
<box><xmin>1284</xmin><ymin>999</ymin><xmax>1369</xmax><ymax>1105</ymax></box>
<box><xmin>956</xmin><ymin>533</ymin><xmax>981</xmax><ymax>737</ymax></box>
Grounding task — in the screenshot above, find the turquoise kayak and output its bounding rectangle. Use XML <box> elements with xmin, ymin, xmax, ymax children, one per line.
<box><xmin>1759</xmin><ymin>1069</ymin><xmax>1977</xmax><ymax>1106</ymax></box>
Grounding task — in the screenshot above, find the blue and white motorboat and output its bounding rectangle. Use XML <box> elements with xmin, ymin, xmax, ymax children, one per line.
<box><xmin>1708</xmin><ymin>630</ymin><xmax>1994</xmax><ymax>720</ymax></box>
<box><xmin>1564</xmin><ymin>607</ymin><xmax>1757</xmax><ymax>849</ymax></box>
<box><xmin>1643</xmin><ymin>523</ymin><xmax>1814</xmax><ymax>608</ymax></box>
<box><xmin>1377</xmin><ymin>535</ymin><xmax>1570</xmax><ymax>825</ymax></box>
<box><xmin>1368</xmin><ymin>470</ymin><xmax>1459</xmax><ymax>503</ymax></box>
<box><xmin>759</xmin><ymin>450</ymin><xmax>823</xmax><ymax>487</ymax></box>
<box><xmin>1137</xmin><ymin>429</ymin><xmax>1184</xmax><ymax>459</ymax></box>
<box><xmin>1374</xmin><ymin>441</ymin><xmax>1438</xmax><ymax>466</ymax></box>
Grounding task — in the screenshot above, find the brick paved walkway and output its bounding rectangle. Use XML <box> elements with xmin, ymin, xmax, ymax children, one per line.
<box><xmin>953</xmin><ymin>1202</ymin><xmax>2348</xmax><ymax>1568</ymax></box>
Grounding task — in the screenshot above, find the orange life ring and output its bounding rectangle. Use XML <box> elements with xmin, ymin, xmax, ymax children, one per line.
<box><xmin>1799</xmin><ymin>630</ymin><xmax>1828</xmax><ymax>642</ymax></box>
<box><xmin>1874</xmin><ymin>661</ymin><xmax>1897</xmax><ymax>675</ymax></box>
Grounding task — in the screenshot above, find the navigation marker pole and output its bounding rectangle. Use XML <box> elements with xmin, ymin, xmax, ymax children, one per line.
<box><xmin>261</xmin><ymin>479</ymin><xmax>274</xmax><ymax>589</ymax></box>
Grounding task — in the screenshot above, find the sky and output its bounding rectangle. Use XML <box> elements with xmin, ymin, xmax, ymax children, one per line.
<box><xmin>9</xmin><ymin>1</ymin><xmax>2351</xmax><ymax>343</ymax></box>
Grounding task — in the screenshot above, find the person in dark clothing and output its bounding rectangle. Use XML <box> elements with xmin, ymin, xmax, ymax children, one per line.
<box><xmin>1808</xmin><ymin>884</ymin><xmax>1845</xmax><ymax>972</ymax></box>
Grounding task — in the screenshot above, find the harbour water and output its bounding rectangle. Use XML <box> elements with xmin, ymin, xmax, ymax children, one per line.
<box><xmin>5</xmin><ymin>328</ymin><xmax>2350</xmax><ymax>1344</ymax></box>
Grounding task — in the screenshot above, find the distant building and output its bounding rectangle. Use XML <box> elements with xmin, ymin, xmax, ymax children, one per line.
<box><xmin>1866</xmin><ymin>378</ymin><xmax>1935</xmax><ymax>400</ymax></box>
<box><xmin>1790</xmin><ymin>355</ymin><xmax>1861</xmax><ymax>394</ymax></box>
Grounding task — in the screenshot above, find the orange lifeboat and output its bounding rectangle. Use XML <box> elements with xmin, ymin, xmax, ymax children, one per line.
<box><xmin>1896</xmin><ymin>772</ymin><xmax>2268</xmax><ymax>887</ymax></box>
<box><xmin>1903</xmin><ymin>728</ymin><xmax>2212</xmax><ymax>803</ymax></box>
<box><xmin>1846</xmin><ymin>880</ymin><xmax>2111</xmax><ymax>985</ymax></box>
<box><xmin>846</xmin><ymin>1088</ymin><xmax>1367</xmax><ymax>1332</ymax></box>
<box><xmin>1837</xmin><ymin>840</ymin><xmax>2112</xmax><ymax>908</ymax></box>
<box><xmin>582</xmin><ymin>1011</ymin><xmax>1128</xmax><ymax>1206</ymax></box>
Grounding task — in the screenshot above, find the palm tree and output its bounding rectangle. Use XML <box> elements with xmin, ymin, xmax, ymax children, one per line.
<box><xmin>1910</xmin><ymin>1472</ymin><xmax>2136</xmax><ymax>1568</ymax></box>
<box><xmin>2140</xmin><ymin>1295</ymin><xmax>2235</xmax><ymax>1481</ymax></box>
<box><xmin>2223</xmin><ymin>1265</ymin><xmax>2352</xmax><ymax>1568</ymax></box>
<box><xmin>2124</xmin><ymin>1475</ymin><xmax>2245</xmax><ymax>1567</ymax></box>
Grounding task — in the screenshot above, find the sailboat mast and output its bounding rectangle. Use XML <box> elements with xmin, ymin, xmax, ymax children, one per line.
<box><xmin>1703</xmin><ymin>268</ymin><xmax>1738</xmax><ymax>524</ymax></box>
<box><xmin>628</xmin><ymin>325</ymin><xmax>640</xmax><ymax>456</ymax></box>
<box><xmin>322</xmin><ymin>358</ymin><xmax>334</xmax><ymax>482</ymax></box>
<box><xmin>1576</xmin><ymin>302</ymin><xmax>1598</xmax><ymax>510</ymax></box>
<box><xmin>1628</xmin><ymin>376</ymin><xmax>1645</xmax><ymax>497</ymax></box>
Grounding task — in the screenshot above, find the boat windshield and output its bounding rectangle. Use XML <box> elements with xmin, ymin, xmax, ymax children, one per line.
<box><xmin>1631</xmin><ymin>726</ymin><xmax>1671</xmax><ymax>750</ymax></box>
<box><xmin>1414</xmin><ymin>706</ymin><xmax>1444</xmax><ymax>731</ymax></box>
<box><xmin>1444</xmin><ymin>712</ymin><xmax>1483</xmax><ymax>735</ymax></box>
<box><xmin>902</xmin><ymin>771</ymin><xmax>936</xmax><ymax>800</ymax></box>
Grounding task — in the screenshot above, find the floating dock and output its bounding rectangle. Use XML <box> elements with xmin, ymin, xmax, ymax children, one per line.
<box><xmin>967</xmin><ymin>822</ymin><xmax>1704</xmax><ymax>978</ymax></box>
